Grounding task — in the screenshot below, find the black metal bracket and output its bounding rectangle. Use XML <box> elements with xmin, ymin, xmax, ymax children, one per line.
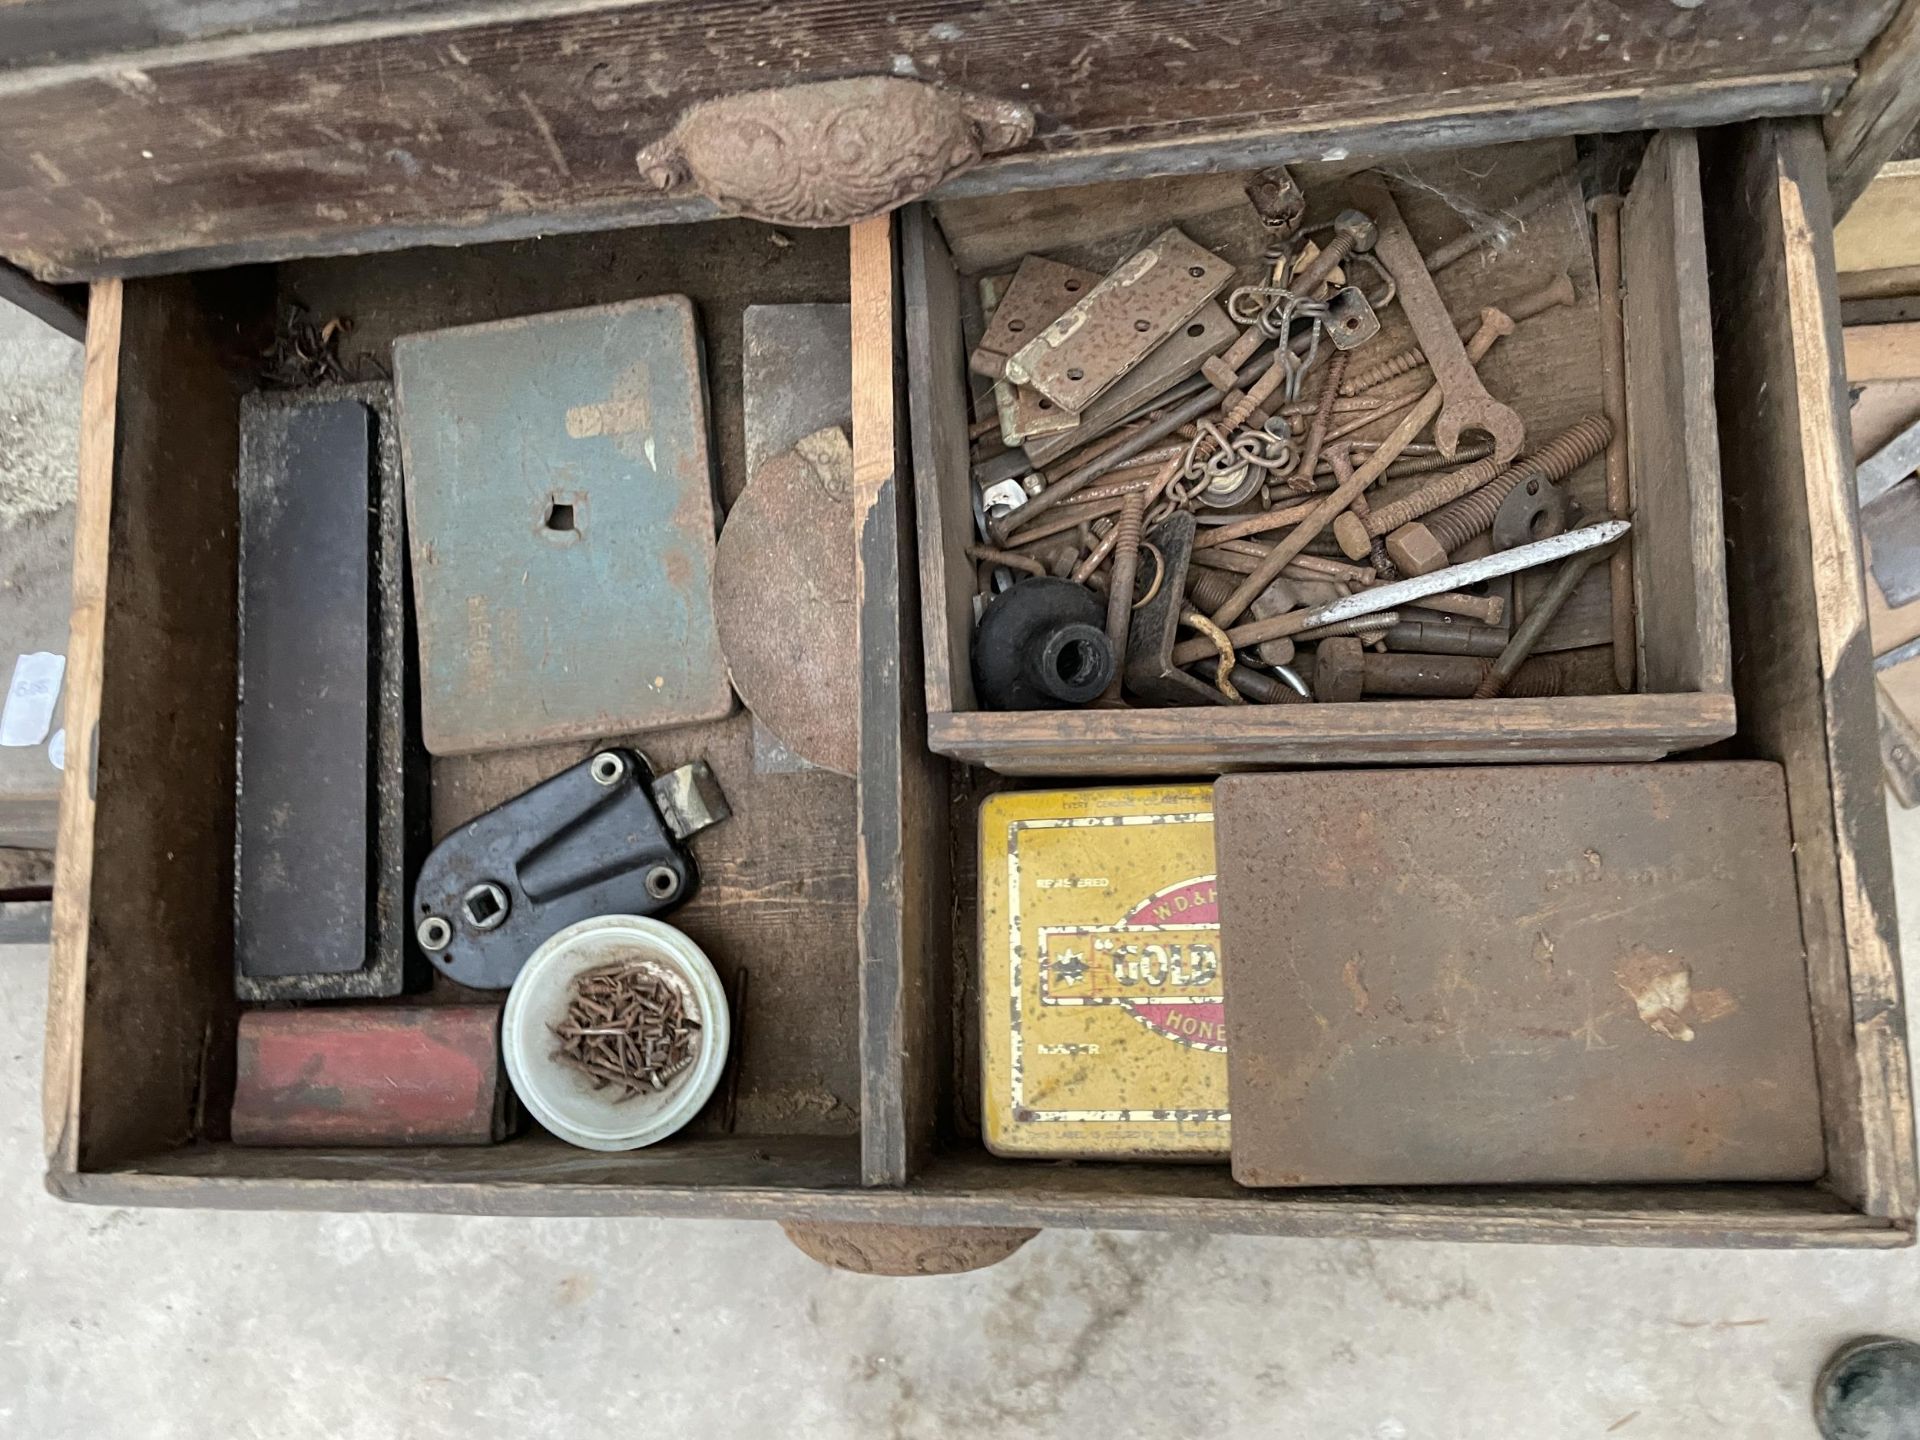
<box><xmin>412</xmin><ymin>749</ymin><xmax>729</xmax><ymax>990</ymax></box>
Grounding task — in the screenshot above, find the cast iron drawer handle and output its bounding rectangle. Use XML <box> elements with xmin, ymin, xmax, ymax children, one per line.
<box><xmin>635</xmin><ymin>76</ymin><xmax>1033</xmax><ymax>227</ymax></box>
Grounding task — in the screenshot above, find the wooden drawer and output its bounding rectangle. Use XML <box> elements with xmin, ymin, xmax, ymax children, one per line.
<box><xmin>44</xmin><ymin>120</ymin><xmax>1917</xmax><ymax>1248</ymax></box>
<box><xmin>906</xmin><ymin>131</ymin><xmax>1733</xmax><ymax>775</ymax></box>
<box><xmin>0</xmin><ymin>2</ymin><xmax>1906</xmax><ymax>280</ymax></box>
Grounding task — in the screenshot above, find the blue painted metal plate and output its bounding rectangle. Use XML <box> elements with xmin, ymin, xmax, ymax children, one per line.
<box><xmin>395</xmin><ymin>297</ymin><xmax>731</xmax><ymax>755</ymax></box>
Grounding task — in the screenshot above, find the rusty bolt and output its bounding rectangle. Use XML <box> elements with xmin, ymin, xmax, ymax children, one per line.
<box><xmin>1312</xmin><ymin>637</ymin><xmax>1369</xmax><ymax>702</ymax></box>
<box><xmin>1306</xmin><ymin>639</ymin><xmax>1609</xmax><ymax>701</ymax></box>
<box><xmin>1186</xmin><ymin>565</ymin><xmax>1248</xmax><ymax>616</ymax></box>
<box><xmin>1383</xmin><ymin>619</ymin><xmax>1508</xmax><ymax>657</ymax></box>
<box><xmin>1383</xmin><ymin>525</ymin><xmax>1450</xmax><ymax>576</ymax></box>
<box><xmin>1386</xmin><ymin>414</ymin><xmax>1612</xmax><ymax>575</ymax></box>
<box><xmin>1291</xmin><ymin>210</ymin><xmax>1377</xmax><ymax>296</ymax></box>
<box><xmin>1332</xmin><ymin>209</ymin><xmax>1378</xmax><ymax>251</ymax></box>
<box><xmin>1333</xmin><ymin>448</ymin><xmax>1516</xmax><ymax>560</ymax></box>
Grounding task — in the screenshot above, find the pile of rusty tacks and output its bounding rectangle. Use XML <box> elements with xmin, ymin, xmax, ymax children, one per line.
<box><xmin>964</xmin><ymin>163</ymin><xmax>1639</xmax><ymax>711</ymax></box>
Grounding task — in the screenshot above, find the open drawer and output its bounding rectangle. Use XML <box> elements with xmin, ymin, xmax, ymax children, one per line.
<box><xmin>44</xmin><ymin>218</ymin><xmax>919</xmax><ymax>1200</ymax></box>
<box><xmin>43</xmin><ymin>120</ymin><xmax>1916</xmax><ymax>1248</ymax></box>
<box><xmin>906</xmin><ymin>131</ymin><xmax>1734</xmax><ymax>774</ymax></box>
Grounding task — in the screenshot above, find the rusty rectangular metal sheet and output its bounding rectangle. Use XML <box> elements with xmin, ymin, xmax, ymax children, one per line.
<box><xmin>394</xmin><ymin>298</ymin><xmax>731</xmax><ymax>756</ymax></box>
<box><xmin>1024</xmin><ymin>299</ymin><xmax>1237</xmax><ymax>467</ymax></box>
<box><xmin>231</xmin><ymin>1006</ymin><xmax>512</xmax><ymax>1146</ymax></box>
<box><xmin>971</xmin><ymin>255</ymin><xmax>1101</xmax><ymax>381</ymax></box>
<box><xmin>980</xmin><ymin>785</ymin><xmax>1228</xmax><ymax>1160</ymax></box>
<box><xmin>742</xmin><ymin>302</ymin><xmax>852</xmax><ymax>479</ymax></box>
<box><xmin>976</xmin><ymin>270</ymin><xmax>1088</xmax><ymax>446</ymax></box>
<box><xmin>742</xmin><ymin>302</ymin><xmax>852</xmax><ymax>774</ymax></box>
<box><xmin>1215</xmin><ymin>762</ymin><xmax>1824</xmax><ymax>1187</ymax></box>
<box><xmin>1004</xmin><ymin>228</ymin><xmax>1234</xmax><ymax>414</ymax></box>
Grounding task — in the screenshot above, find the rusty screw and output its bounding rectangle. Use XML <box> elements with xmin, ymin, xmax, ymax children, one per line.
<box><xmin>1386</xmin><ymin>414</ymin><xmax>1612</xmax><ymax>575</ymax></box>
<box><xmin>1098</xmin><ymin>492</ymin><xmax>1146</xmax><ymax>702</ymax></box>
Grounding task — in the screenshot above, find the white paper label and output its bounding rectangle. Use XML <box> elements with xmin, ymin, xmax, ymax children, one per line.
<box><xmin>48</xmin><ymin>727</ymin><xmax>66</xmax><ymax>771</ymax></box>
<box><xmin>0</xmin><ymin>652</ymin><xmax>64</xmax><ymax>747</ymax></box>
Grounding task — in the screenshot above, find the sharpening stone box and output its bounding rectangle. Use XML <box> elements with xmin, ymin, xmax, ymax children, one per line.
<box><xmin>980</xmin><ymin>785</ymin><xmax>1228</xmax><ymax>1160</ymax></box>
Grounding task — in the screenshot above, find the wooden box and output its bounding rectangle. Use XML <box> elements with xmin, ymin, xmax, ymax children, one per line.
<box><xmin>42</xmin><ymin>121</ymin><xmax>1917</xmax><ymax>1249</ymax></box>
<box><xmin>907</xmin><ymin>132</ymin><xmax>1735</xmax><ymax>775</ymax></box>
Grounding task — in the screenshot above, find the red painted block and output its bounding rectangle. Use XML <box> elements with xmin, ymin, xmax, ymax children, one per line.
<box><xmin>233</xmin><ymin>1005</ymin><xmax>512</xmax><ymax>1146</ymax></box>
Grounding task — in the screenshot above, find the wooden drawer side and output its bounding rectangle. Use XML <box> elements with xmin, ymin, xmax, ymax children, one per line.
<box><xmin>855</xmin><ymin>215</ymin><xmax>953</xmax><ymax>1185</ymax></box>
<box><xmin>1702</xmin><ymin>116</ymin><xmax>1918</xmax><ymax>1223</ymax></box>
<box><xmin>1624</xmin><ymin>130</ymin><xmax>1733</xmax><ymax>696</ymax></box>
<box><xmin>47</xmin><ymin>274</ymin><xmax>245</xmax><ymax>1174</ymax></box>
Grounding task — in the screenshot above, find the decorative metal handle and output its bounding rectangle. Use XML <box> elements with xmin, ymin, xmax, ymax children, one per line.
<box><xmin>635</xmin><ymin>76</ymin><xmax>1033</xmax><ymax>227</ymax></box>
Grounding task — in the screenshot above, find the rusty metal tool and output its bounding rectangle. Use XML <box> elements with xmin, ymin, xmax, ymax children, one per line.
<box><xmin>1386</xmin><ymin>414</ymin><xmax>1613</xmax><ymax>575</ymax></box>
<box><xmin>1099</xmin><ymin>491</ymin><xmax>1148</xmax><ymax>702</ymax></box>
<box><xmin>1168</xmin><ymin>519</ymin><xmax>1627</xmax><ymax>665</ymax></box>
<box><xmin>1332</xmin><ymin>448</ymin><xmax>1514</xmax><ymax>558</ymax></box>
<box><xmin>1246</xmin><ymin>165</ymin><xmax>1306</xmax><ymax>248</ymax></box>
<box><xmin>1306</xmin><ymin>638</ymin><xmax>1613</xmax><ymax>700</ymax></box>
<box><xmin>979</xmin><ymin>271</ymin><xmax>1089</xmax><ymax>444</ymax></box>
<box><xmin>1592</xmin><ymin>194</ymin><xmax>1636</xmax><ymax>691</ymax></box>
<box><xmin>1403</xmin><ymin>591</ymin><xmax>1506</xmax><ymax>625</ymax></box>
<box><xmin>1354</xmin><ymin>179</ymin><xmax>1525</xmax><ymax>463</ymax></box>
<box><xmin>1472</xmin><ymin>533</ymin><xmax>1616</xmax><ymax>697</ymax></box>
<box><xmin>1005</xmin><ymin>228</ymin><xmax>1234</xmax><ymax>413</ymax></box>
<box><xmin>1490</xmin><ymin>470</ymin><xmax>1573</xmax><ymax>550</ymax></box>
<box><xmin>1384</xmin><ymin>618</ymin><xmax>1509</xmax><ymax>656</ymax></box>
<box><xmin>994</xmin><ymin>279</ymin><xmax>1393</xmax><ymax>544</ymax></box>
<box><xmin>1190</xmin><ymin>658</ymin><xmax>1307</xmax><ymax>703</ymax></box>
<box><xmin>972</xmin><ymin>255</ymin><xmax>1101</xmax><ymax>380</ymax></box>
<box><xmin>1215</xmin><ymin>763</ymin><xmax>1824</xmax><ymax>1186</ymax></box>
<box><xmin>1205</xmin><ymin>311</ymin><xmax>1514</xmax><ymax>629</ymax></box>
<box><xmin>1126</xmin><ymin>512</ymin><xmax>1238</xmax><ymax>705</ymax></box>
<box><xmin>1292</xmin><ymin>209</ymin><xmax>1377</xmax><ymax>298</ymax></box>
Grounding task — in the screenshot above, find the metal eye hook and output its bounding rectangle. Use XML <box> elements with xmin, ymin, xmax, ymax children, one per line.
<box><xmin>1349</xmin><ymin>252</ymin><xmax>1396</xmax><ymax>310</ymax></box>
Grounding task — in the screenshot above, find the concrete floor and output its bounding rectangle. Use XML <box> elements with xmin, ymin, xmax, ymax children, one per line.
<box><xmin>4</xmin><ymin>312</ymin><xmax>1920</xmax><ymax>1440</ymax></box>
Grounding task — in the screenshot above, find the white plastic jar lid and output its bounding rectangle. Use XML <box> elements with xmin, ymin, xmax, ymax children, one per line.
<box><xmin>501</xmin><ymin>914</ymin><xmax>731</xmax><ymax>1151</ymax></box>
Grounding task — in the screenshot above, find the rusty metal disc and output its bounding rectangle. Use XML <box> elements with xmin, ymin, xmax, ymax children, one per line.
<box><xmin>712</xmin><ymin>428</ymin><xmax>857</xmax><ymax>776</ymax></box>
